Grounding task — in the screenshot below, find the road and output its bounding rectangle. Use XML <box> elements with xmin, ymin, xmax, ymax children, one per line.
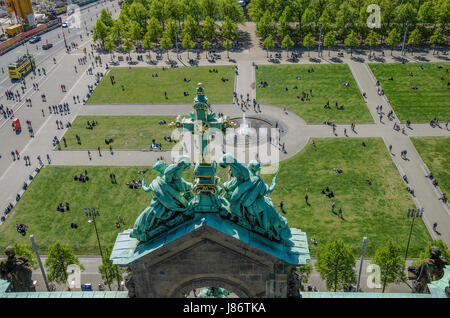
<box><xmin>30</xmin><ymin>256</ymin><xmax>416</xmax><ymax>293</ymax></box>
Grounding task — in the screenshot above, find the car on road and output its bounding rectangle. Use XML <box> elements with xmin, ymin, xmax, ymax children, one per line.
<box><xmin>29</xmin><ymin>35</ymin><xmax>41</xmax><ymax>44</ymax></box>
<box><xmin>42</xmin><ymin>43</ymin><xmax>53</xmax><ymax>50</ymax></box>
<box><xmin>62</xmin><ymin>22</ymin><xmax>68</xmax><ymax>28</ymax></box>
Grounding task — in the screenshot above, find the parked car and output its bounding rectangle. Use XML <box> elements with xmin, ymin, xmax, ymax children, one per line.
<box><xmin>29</xmin><ymin>35</ymin><xmax>41</xmax><ymax>44</ymax></box>
<box><xmin>42</xmin><ymin>43</ymin><xmax>53</xmax><ymax>50</ymax></box>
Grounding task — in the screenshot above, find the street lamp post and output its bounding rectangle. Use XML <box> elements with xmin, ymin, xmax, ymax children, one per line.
<box><xmin>404</xmin><ymin>207</ymin><xmax>423</xmax><ymax>260</ymax></box>
<box><xmin>85</xmin><ymin>208</ymin><xmax>111</xmax><ymax>290</ymax></box>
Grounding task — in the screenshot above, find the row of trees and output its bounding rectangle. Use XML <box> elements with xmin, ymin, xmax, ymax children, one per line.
<box><xmin>252</xmin><ymin>0</ymin><xmax>449</xmax><ymax>42</ymax></box>
<box><xmin>93</xmin><ymin>0</ymin><xmax>244</xmax><ymax>59</ymax></box>
<box><xmin>14</xmin><ymin>242</ymin><xmax>124</xmax><ymax>290</ymax></box>
<box><xmin>297</xmin><ymin>239</ymin><xmax>449</xmax><ymax>292</ymax></box>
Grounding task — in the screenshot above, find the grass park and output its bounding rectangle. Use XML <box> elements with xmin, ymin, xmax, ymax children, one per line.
<box><xmin>256</xmin><ymin>64</ymin><xmax>373</xmax><ymax>124</ymax></box>
<box><xmin>411</xmin><ymin>137</ymin><xmax>450</xmax><ymax>196</ymax></box>
<box><xmin>369</xmin><ymin>62</ymin><xmax>450</xmax><ymax>122</ymax></box>
<box><xmin>0</xmin><ymin>138</ymin><xmax>431</xmax><ymax>257</ymax></box>
<box><xmin>62</xmin><ymin>116</ymin><xmax>177</xmax><ymax>150</ymax></box>
<box><xmin>87</xmin><ymin>66</ymin><xmax>235</xmax><ymax>104</ymax></box>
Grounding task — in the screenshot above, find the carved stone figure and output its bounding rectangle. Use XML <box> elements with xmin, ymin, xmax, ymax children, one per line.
<box><xmin>287</xmin><ymin>267</ymin><xmax>301</xmax><ymax>298</ymax></box>
<box><xmin>407</xmin><ymin>246</ymin><xmax>448</xmax><ymax>293</ymax></box>
<box><xmin>124</xmin><ymin>273</ymin><xmax>136</xmax><ymax>298</ymax></box>
<box><xmin>0</xmin><ymin>246</ymin><xmax>34</xmax><ymax>292</ymax></box>
<box><xmin>219</xmin><ymin>154</ymin><xmax>291</xmax><ymax>242</ymax></box>
<box><xmin>130</xmin><ymin>156</ymin><xmax>194</xmax><ymax>242</ymax></box>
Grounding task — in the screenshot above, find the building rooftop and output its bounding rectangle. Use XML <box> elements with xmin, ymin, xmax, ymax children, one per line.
<box><xmin>110</xmin><ymin>212</ymin><xmax>310</xmax><ymax>266</ymax></box>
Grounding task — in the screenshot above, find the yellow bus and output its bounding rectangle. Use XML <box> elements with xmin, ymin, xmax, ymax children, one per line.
<box><xmin>8</xmin><ymin>54</ymin><xmax>35</xmax><ymax>80</ymax></box>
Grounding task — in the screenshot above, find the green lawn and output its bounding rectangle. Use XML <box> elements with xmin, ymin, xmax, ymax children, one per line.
<box><xmin>87</xmin><ymin>66</ymin><xmax>235</xmax><ymax>104</ymax></box>
<box><xmin>0</xmin><ymin>139</ymin><xmax>431</xmax><ymax>257</ymax></box>
<box><xmin>256</xmin><ymin>64</ymin><xmax>373</xmax><ymax>124</ymax></box>
<box><xmin>369</xmin><ymin>62</ymin><xmax>450</xmax><ymax>122</ymax></box>
<box><xmin>62</xmin><ymin>116</ymin><xmax>178</xmax><ymax>150</ymax></box>
<box><xmin>411</xmin><ymin>137</ymin><xmax>450</xmax><ymax>196</ymax></box>
<box><xmin>260</xmin><ymin>138</ymin><xmax>430</xmax><ymax>258</ymax></box>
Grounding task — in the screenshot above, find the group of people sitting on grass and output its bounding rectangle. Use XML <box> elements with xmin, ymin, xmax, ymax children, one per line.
<box><xmin>221</xmin><ymin>77</ymin><xmax>229</xmax><ymax>82</ymax></box>
<box><xmin>183</xmin><ymin>78</ymin><xmax>191</xmax><ymax>82</ymax></box>
<box><xmin>151</xmin><ymin>139</ymin><xmax>162</xmax><ymax>150</ymax></box>
<box><xmin>258</xmin><ymin>81</ymin><xmax>269</xmax><ymax>88</ymax></box>
<box><xmin>57</xmin><ymin>202</ymin><xmax>70</xmax><ymax>212</ymax></box>
<box><xmin>151</xmin><ymin>73</ymin><xmax>159</xmax><ymax>78</ymax></box>
<box><xmin>323</xmin><ymin>101</ymin><xmax>344</xmax><ymax>110</ymax></box>
<box><xmin>183</xmin><ymin>91</ymin><xmax>190</xmax><ymax>96</ymax></box>
<box><xmin>158</xmin><ymin>120</ymin><xmax>167</xmax><ymax>125</ymax></box>
<box><xmin>321</xmin><ymin>186</ymin><xmax>335</xmax><ymax>198</ymax></box>
<box><xmin>126</xmin><ymin>179</ymin><xmax>142</xmax><ymax>189</ymax></box>
<box><xmin>86</xmin><ymin>120</ymin><xmax>98</xmax><ymax>130</ymax></box>
<box><xmin>209</xmin><ymin>68</ymin><xmax>219</xmax><ymax>73</ymax></box>
<box><xmin>16</xmin><ymin>223</ymin><xmax>27</xmax><ymax>236</ymax></box>
<box><xmin>74</xmin><ymin>171</ymin><xmax>89</xmax><ymax>183</ymax></box>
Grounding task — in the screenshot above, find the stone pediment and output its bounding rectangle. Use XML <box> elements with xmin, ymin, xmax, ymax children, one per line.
<box><xmin>110</xmin><ymin>213</ymin><xmax>310</xmax><ymax>267</ymax></box>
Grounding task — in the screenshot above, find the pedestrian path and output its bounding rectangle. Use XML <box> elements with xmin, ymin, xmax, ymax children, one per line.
<box><xmin>348</xmin><ymin>60</ymin><xmax>450</xmax><ymax>246</ymax></box>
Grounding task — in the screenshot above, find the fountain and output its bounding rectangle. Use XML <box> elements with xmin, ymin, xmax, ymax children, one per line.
<box><xmin>238</xmin><ymin>113</ymin><xmax>251</xmax><ymax>136</ymax></box>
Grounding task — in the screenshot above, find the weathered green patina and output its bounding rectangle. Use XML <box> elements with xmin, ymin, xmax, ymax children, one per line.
<box><xmin>130</xmin><ymin>84</ymin><xmax>293</xmax><ymax>244</ymax></box>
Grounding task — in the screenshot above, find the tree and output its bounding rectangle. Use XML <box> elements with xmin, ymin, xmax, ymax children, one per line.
<box><xmin>222</xmin><ymin>16</ymin><xmax>238</xmax><ymax>41</ymax></box>
<box><xmin>99</xmin><ymin>9</ymin><xmax>114</xmax><ymax>28</ymax></box>
<box><xmin>316</xmin><ymin>239</ymin><xmax>356</xmax><ymax>292</ymax></box>
<box><xmin>344</xmin><ymin>31</ymin><xmax>359</xmax><ymax>56</ymax></box>
<box><xmin>335</xmin><ymin>2</ymin><xmax>358</xmax><ymax>38</ymax></box>
<box><xmin>201</xmin><ymin>0</ymin><xmax>220</xmax><ymax>19</ymax></box>
<box><xmin>385</xmin><ymin>28</ymin><xmax>401</xmax><ymax>55</ymax></box>
<box><xmin>415</xmin><ymin>240</ymin><xmax>450</xmax><ymax>266</ymax></box>
<box><xmin>277</xmin><ymin>7</ymin><xmax>291</xmax><ymax>41</ymax></box>
<box><xmin>160</xmin><ymin>32</ymin><xmax>173</xmax><ymax>60</ymax></box>
<box><xmin>365</xmin><ymin>30</ymin><xmax>378</xmax><ymax>57</ymax></box>
<box><xmin>372</xmin><ymin>240</ymin><xmax>407</xmax><ymax>293</ymax></box>
<box><xmin>129</xmin><ymin>20</ymin><xmax>144</xmax><ymax>46</ymax></box>
<box><xmin>303</xmin><ymin>33</ymin><xmax>314</xmax><ymax>57</ymax></box>
<box><xmin>182</xmin><ymin>34</ymin><xmax>194</xmax><ymax>59</ymax></box>
<box><xmin>110</xmin><ymin>19</ymin><xmax>124</xmax><ymax>45</ymax></box>
<box><xmin>146</xmin><ymin>16</ymin><xmax>163</xmax><ymax>43</ymax></box>
<box><xmin>220</xmin><ymin>0</ymin><xmax>245</xmax><ymax>23</ymax></box>
<box><xmin>223</xmin><ymin>38</ymin><xmax>232</xmax><ymax>58</ymax></box>
<box><xmin>104</xmin><ymin>36</ymin><xmax>116</xmax><ymax>60</ymax></box>
<box><xmin>256</xmin><ymin>10</ymin><xmax>275</xmax><ymax>39</ymax></box>
<box><xmin>98</xmin><ymin>245</ymin><xmax>126</xmax><ymax>290</ymax></box>
<box><xmin>142</xmin><ymin>31</ymin><xmax>155</xmax><ymax>60</ymax></box>
<box><xmin>262</xmin><ymin>34</ymin><xmax>274</xmax><ymax>58</ymax></box>
<box><xmin>182</xmin><ymin>15</ymin><xmax>199</xmax><ymax>43</ymax></box>
<box><xmin>297</xmin><ymin>260</ymin><xmax>313</xmax><ymax>288</ymax></box>
<box><xmin>429</xmin><ymin>27</ymin><xmax>444</xmax><ymax>54</ymax></box>
<box><xmin>45</xmin><ymin>243</ymin><xmax>84</xmax><ymax>289</ymax></box>
<box><xmin>93</xmin><ymin>19</ymin><xmax>109</xmax><ymax>48</ymax></box>
<box><xmin>123</xmin><ymin>37</ymin><xmax>134</xmax><ymax>58</ymax></box>
<box><xmin>202</xmin><ymin>16</ymin><xmax>217</xmax><ymax>42</ymax></box>
<box><xmin>323</xmin><ymin>31</ymin><xmax>336</xmax><ymax>57</ymax></box>
<box><xmin>13</xmin><ymin>242</ymin><xmax>37</xmax><ymax>269</ymax></box>
<box><xmin>281</xmin><ymin>34</ymin><xmax>294</xmax><ymax>58</ymax></box>
<box><xmin>203</xmin><ymin>40</ymin><xmax>212</xmax><ymax>59</ymax></box>
<box><xmin>407</xmin><ymin>28</ymin><xmax>421</xmax><ymax>55</ymax></box>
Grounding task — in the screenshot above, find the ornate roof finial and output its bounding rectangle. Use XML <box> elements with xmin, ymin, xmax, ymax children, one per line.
<box><xmin>196</xmin><ymin>82</ymin><xmax>204</xmax><ymax>96</ymax></box>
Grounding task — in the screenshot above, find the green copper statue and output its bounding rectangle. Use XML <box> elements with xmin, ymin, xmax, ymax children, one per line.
<box><xmin>219</xmin><ymin>154</ymin><xmax>291</xmax><ymax>242</ymax></box>
<box><xmin>197</xmin><ymin>287</ymin><xmax>230</xmax><ymax>298</ymax></box>
<box><xmin>130</xmin><ymin>156</ymin><xmax>194</xmax><ymax>242</ymax></box>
